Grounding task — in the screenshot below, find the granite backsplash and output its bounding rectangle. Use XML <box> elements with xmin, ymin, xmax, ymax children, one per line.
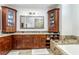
<box><xmin>53</xmin><ymin>35</ymin><xmax>79</xmax><ymax>44</ymax></box>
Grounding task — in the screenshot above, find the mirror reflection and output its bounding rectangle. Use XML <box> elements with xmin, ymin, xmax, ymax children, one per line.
<box><xmin>20</xmin><ymin>16</ymin><xmax>44</xmax><ymax>29</ymax></box>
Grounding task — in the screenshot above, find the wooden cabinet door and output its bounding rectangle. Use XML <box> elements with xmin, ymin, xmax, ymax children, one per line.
<box><xmin>4</xmin><ymin>36</ymin><xmax>12</xmax><ymax>51</ymax></box>
<box><xmin>40</xmin><ymin>38</ymin><xmax>46</xmax><ymax>48</ymax></box>
<box><xmin>33</xmin><ymin>35</ymin><xmax>46</xmax><ymax>48</ymax></box>
<box><xmin>23</xmin><ymin>35</ymin><xmax>33</xmax><ymax>49</ymax></box>
<box><xmin>53</xmin><ymin>10</ymin><xmax>59</xmax><ymax>32</ymax></box>
<box><xmin>0</xmin><ymin>36</ymin><xmax>12</xmax><ymax>55</ymax></box>
<box><xmin>33</xmin><ymin>38</ymin><xmax>41</xmax><ymax>48</ymax></box>
<box><xmin>15</xmin><ymin>39</ymin><xmax>24</xmax><ymax>49</ymax></box>
<box><xmin>13</xmin><ymin>35</ymin><xmax>23</xmax><ymax>49</ymax></box>
<box><xmin>40</xmin><ymin>35</ymin><xmax>46</xmax><ymax>48</ymax></box>
<box><xmin>13</xmin><ymin>35</ymin><xmax>33</xmax><ymax>49</ymax></box>
<box><xmin>0</xmin><ymin>37</ymin><xmax>4</xmax><ymax>55</ymax></box>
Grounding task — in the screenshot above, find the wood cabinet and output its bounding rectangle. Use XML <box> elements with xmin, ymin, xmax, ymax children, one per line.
<box><xmin>2</xmin><ymin>6</ymin><xmax>17</xmax><ymax>33</ymax></box>
<box><xmin>0</xmin><ymin>34</ymin><xmax>48</xmax><ymax>54</ymax></box>
<box><xmin>33</xmin><ymin>35</ymin><xmax>47</xmax><ymax>48</ymax></box>
<box><xmin>12</xmin><ymin>35</ymin><xmax>47</xmax><ymax>49</ymax></box>
<box><xmin>13</xmin><ymin>35</ymin><xmax>33</xmax><ymax>49</ymax></box>
<box><xmin>23</xmin><ymin>35</ymin><xmax>33</xmax><ymax>49</ymax></box>
<box><xmin>0</xmin><ymin>36</ymin><xmax>12</xmax><ymax>55</ymax></box>
<box><xmin>48</xmin><ymin>8</ymin><xmax>59</xmax><ymax>33</ymax></box>
<box><xmin>12</xmin><ymin>35</ymin><xmax>24</xmax><ymax>49</ymax></box>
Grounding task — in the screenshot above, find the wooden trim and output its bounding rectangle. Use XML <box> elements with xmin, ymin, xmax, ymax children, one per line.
<box><xmin>1</xmin><ymin>6</ymin><xmax>17</xmax><ymax>12</ymax></box>
<box><xmin>48</xmin><ymin>8</ymin><xmax>59</xmax><ymax>13</ymax></box>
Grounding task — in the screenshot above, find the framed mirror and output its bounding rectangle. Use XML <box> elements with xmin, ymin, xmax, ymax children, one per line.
<box><xmin>20</xmin><ymin>16</ymin><xmax>44</xmax><ymax>29</ymax></box>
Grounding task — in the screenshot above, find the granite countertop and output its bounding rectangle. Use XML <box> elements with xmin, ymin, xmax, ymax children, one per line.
<box><xmin>0</xmin><ymin>33</ymin><xmax>13</xmax><ymax>37</ymax></box>
<box><xmin>50</xmin><ymin>39</ymin><xmax>65</xmax><ymax>45</ymax></box>
<box><xmin>14</xmin><ymin>32</ymin><xmax>54</xmax><ymax>35</ymax></box>
<box><xmin>50</xmin><ymin>39</ymin><xmax>68</xmax><ymax>55</ymax></box>
<box><xmin>0</xmin><ymin>32</ymin><xmax>56</xmax><ymax>37</ymax></box>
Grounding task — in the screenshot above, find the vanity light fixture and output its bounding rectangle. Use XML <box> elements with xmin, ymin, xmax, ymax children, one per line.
<box><xmin>29</xmin><ymin>12</ymin><xmax>32</xmax><ymax>15</ymax></box>
<box><xmin>29</xmin><ymin>12</ymin><xmax>35</xmax><ymax>15</ymax></box>
<box><xmin>0</xmin><ymin>7</ymin><xmax>1</xmax><ymax>9</ymax></box>
<box><xmin>33</xmin><ymin>12</ymin><xmax>35</xmax><ymax>15</ymax></box>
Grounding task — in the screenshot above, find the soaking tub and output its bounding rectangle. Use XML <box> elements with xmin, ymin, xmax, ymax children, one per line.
<box><xmin>58</xmin><ymin>44</ymin><xmax>79</xmax><ymax>55</ymax></box>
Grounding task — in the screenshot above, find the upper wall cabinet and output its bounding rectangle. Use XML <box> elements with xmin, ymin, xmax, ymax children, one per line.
<box><xmin>48</xmin><ymin>8</ymin><xmax>59</xmax><ymax>33</ymax></box>
<box><xmin>2</xmin><ymin>6</ymin><xmax>17</xmax><ymax>33</ymax></box>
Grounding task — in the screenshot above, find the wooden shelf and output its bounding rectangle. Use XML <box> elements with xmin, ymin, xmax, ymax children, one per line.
<box><xmin>46</xmin><ymin>39</ymin><xmax>50</xmax><ymax>48</ymax></box>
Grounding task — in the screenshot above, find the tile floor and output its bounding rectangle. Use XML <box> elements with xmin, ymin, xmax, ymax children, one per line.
<box><xmin>7</xmin><ymin>48</ymin><xmax>53</xmax><ymax>55</ymax></box>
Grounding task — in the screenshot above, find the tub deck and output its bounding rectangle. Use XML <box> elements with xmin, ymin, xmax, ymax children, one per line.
<box><xmin>58</xmin><ymin>44</ymin><xmax>79</xmax><ymax>55</ymax></box>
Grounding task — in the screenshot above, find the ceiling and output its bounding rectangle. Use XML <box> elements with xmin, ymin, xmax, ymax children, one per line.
<box><xmin>3</xmin><ymin>4</ymin><xmax>58</xmax><ymax>9</ymax></box>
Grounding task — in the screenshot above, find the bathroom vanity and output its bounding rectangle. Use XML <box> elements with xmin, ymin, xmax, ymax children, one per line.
<box><xmin>12</xmin><ymin>34</ymin><xmax>47</xmax><ymax>49</ymax></box>
<box><xmin>0</xmin><ymin>33</ymin><xmax>52</xmax><ymax>55</ymax></box>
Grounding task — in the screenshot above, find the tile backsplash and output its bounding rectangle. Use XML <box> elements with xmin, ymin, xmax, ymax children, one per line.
<box><xmin>58</xmin><ymin>35</ymin><xmax>79</xmax><ymax>44</ymax></box>
<box><xmin>16</xmin><ymin>31</ymin><xmax>48</xmax><ymax>33</ymax></box>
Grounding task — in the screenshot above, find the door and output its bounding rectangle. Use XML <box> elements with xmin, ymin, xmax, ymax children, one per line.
<box><xmin>13</xmin><ymin>35</ymin><xmax>23</xmax><ymax>49</ymax></box>
<box><xmin>23</xmin><ymin>35</ymin><xmax>33</xmax><ymax>49</ymax></box>
<box><xmin>33</xmin><ymin>35</ymin><xmax>46</xmax><ymax>48</ymax></box>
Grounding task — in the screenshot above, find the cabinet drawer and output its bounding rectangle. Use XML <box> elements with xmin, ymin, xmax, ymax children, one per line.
<box><xmin>23</xmin><ymin>43</ymin><xmax>33</xmax><ymax>49</ymax></box>
<box><xmin>23</xmin><ymin>35</ymin><xmax>33</xmax><ymax>38</ymax></box>
<box><xmin>23</xmin><ymin>39</ymin><xmax>33</xmax><ymax>43</ymax></box>
<box><xmin>35</xmin><ymin>35</ymin><xmax>46</xmax><ymax>38</ymax></box>
<box><xmin>13</xmin><ymin>35</ymin><xmax>23</xmax><ymax>39</ymax></box>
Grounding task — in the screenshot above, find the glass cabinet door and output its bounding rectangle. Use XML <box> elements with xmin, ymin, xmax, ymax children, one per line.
<box><xmin>8</xmin><ymin>9</ymin><xmax>14</xmax><ymax>26</ymax></box>
<box><xmin>50</xmin><ymin>13</ymin><xmax>54</xmax><ymax>29</ymax></box>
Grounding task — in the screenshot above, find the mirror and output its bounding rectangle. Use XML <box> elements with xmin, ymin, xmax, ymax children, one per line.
<box><xmin>20</xmin><ymin>16</ymin><xmax>44</xmax><ymax>29</ymax></box>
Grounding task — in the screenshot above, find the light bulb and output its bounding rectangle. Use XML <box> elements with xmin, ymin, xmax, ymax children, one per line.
<box><xmin>0</xmin><ymin>7</ymin><xmax>1</xmax><ymax>9</ymax></box>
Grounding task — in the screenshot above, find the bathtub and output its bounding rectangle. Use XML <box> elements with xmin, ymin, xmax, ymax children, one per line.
<box><xmin>58</xmin><ymin>44</ymin><xmax>79</xmax><ymax>55</ymax></box>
